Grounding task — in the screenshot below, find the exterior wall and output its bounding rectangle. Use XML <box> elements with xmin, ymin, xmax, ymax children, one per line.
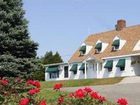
<box><xmin>86</xmin><ymin>61</ymin><xmax>97</xmax><ymax>78</ymax></box>
<box><xmin>69</xmin><ymin>63</ymin><xmax>85</xmax><ymax>79</ymax></box>
<box><xmin>69</xmin><ymin>62</ymin><xmax>98</xmax><ymax>79</ymax></box>
<box><xmin>45</xmin><ymin>56</ymin><xmax>140</xmax><ymax>81</ymax></box>
<box><xmin>131</xmin><ymin>56</ymin><xmax>140</xmax><ymax>75</ymax></box>
<box><xmin>98</xmin><ymin>57</ymin><xmax>135</xmax><ymax>78</ymax></box>
<box><xmin>45</xmin><ymin>65</ymin><xmax>69</xmax><ymax>81</ymax></box>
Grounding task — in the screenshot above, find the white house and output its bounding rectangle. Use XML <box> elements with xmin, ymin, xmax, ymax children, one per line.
<box><xmin>45</xmin><ymin>19</ymin><xmax>140</xmax><ymax>81</ymax></box>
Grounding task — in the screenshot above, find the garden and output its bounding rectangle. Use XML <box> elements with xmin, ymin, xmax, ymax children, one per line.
<box><xmin>0</xmin><ymin>77</ymin><xmax>128</xmax><ymax>105</ymax></box>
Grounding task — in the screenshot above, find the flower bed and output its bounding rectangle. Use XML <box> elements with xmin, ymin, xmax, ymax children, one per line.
<box><xmin>0</xmin><ymin>77</ymin><xmax>128</xmax><ymax>105</ymax></box>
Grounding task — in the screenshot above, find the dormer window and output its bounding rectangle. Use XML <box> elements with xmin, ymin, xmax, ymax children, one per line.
<box><xmin>79</xmin><ymin>45</ymin><xmax>86</xmax><ymax>55</ymax></box>
<box><xmin>95</xmin><ymin>43</ymin><xmax>102</xmax><ymax>54</ymax></box>
<box><xmin>112</xmin><ymin>39</ymin><xmax>120</xmax><ymax>51</ymax></box>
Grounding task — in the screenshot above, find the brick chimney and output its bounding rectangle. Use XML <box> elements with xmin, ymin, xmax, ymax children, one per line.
<box><xmin>115</xmin><ymin>19</ymin><xmax>126</xmax><ymax>31</ymax></box>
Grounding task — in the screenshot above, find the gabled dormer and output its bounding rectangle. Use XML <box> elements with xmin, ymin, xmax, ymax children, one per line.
<box><xmin>133</xmin><ymin>40</ymin><xmax>140</xmax><ymax>51</ymax></box>
<box><xmin>112</xmin><ymin>36</ymin><xmax>126</xmax><ymax>51</ymax></box>
<box><xmin>95</xmin><ymin>40</ymin><xmax>108</xmax><ymax>54</ymax></box>
<box><xmin>79</xmin><ymin>43</ymin><xmax>92</xmax><ymax>56</ymax></box>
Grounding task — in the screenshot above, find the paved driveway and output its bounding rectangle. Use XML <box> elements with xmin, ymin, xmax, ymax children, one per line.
<box><xmin>62</xmin><ymin>83</ymin><xmax>140</xmax><ymax>105</ymax></box>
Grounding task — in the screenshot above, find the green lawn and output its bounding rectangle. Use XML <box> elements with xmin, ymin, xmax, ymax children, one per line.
<box><xmin>39</xmin><ymin>77</ymin><xmax>123</xmax><ymax>105</ymax></box>
<box><xmin>41</xmin><ymin>77</ymin><xmax>124</xmax><ymax>88</ymax></box>
<box><xmin>38</xmin><ymin>89</ymin><xmax>68</xmax><ymax>105</ymax></box>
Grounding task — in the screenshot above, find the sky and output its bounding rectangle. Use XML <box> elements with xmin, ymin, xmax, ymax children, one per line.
<box><xmin>23</xmin><ymin>0</ymin><xmax>140</xmax><ymax>62</ymax></box>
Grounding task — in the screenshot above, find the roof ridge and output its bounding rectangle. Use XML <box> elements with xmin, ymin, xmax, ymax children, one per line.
<box><xmin>88</xmin><ymin>24</ymin><xmax>140</xmax><ymax>37</ymax></box>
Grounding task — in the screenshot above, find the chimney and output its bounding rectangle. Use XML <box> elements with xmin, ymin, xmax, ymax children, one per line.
<box><xmin>115</xmin><ymin>19</ymin><xmax>126</xmax><ymax>31</ymax></box>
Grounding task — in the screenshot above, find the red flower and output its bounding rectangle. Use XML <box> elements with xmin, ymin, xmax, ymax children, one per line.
<box><xmin>98</xmin><ymin>95</ymin><xmax>106</xmax><ymax>102</ymax></box>
<box><xmin>27</xmin><ymin>80</ymin><xmax>34</xmax><ymax>85</ymax></box>
<box><xmin>84</xmin><ymin>87</ymin><xmax>92</xmax><ymax>93</ymax></box>
<box><xmin>69</xmin><ymin>92</ymin><xmax>74</xmax><ymax>97</ymax></box>
<box><xmin>28</xmin><ymin>88</ymin><xmax>40</xmax><ymax>95</ymax></box>
<box><xmin>75</xmin><ymin>89</ymin><xmax>86</xmax><ymax>99</ymax></box>
<box><xmin>58</xmin><ymin>96</ymin><xmax>64</xmax><ymax>105</ymax></box>
<box><xmin>26</xmin><ymin>80</ymin><xmax>41</xmax><ymax>88</ymax></box>
<box><xmin>19</xmin><ymin>98</ymin><xmax>29</xmax><ymax>105</ymax></box>
<box><xmin>40</xmin><ymin>100</ymin><xmax>46</xmax><ymax>105</ymax></box>
<box><xmin>53</xmin><ymin>84</ymin><xmax>63</xmax><ymax>90</ymax></box>
<box><xmin>90</xmin><ymin>91</ymin><xmax>99</xmax><ymax>99</ymax></box>
<box><xmin>1</xmin><ymin>79</ymin><xmax>8</xmax><ymax>86</ymax></box>
<box><xmin>117</xmin><ymin>98</ymin><xmax>128</xmax><ymax>105</ymax></box>
<box><xmin>33</xmin><ymin>81</ymin><xmax>41</xmax><ymax>88</ymax></box>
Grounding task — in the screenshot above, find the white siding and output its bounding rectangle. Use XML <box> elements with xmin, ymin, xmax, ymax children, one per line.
<box><xmin>45</xmin><ymin>56</ymin><xmax>140</xmax><ymax>81</ymax></box>
<box><xmin>45</xmin><ymin>65</ymin><xmax>69</xmax><ymax>81</ymax></box>
<box><xmin>99</xmin><ymin>57</ymin><xmax>135</xmax><ymax>78</ymax></box>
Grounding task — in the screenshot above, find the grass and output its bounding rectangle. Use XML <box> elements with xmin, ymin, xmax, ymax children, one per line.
<box><xmin>41</xmin><ymin>77</ymin><xmax>124</xmax><ymax>88</ymax></box>
<box><xmin>38</xmin><ymin>77</ymin><xmax>123</xmax><ymax>105</ymax></box>
<box><xmin>38</xmin><ymin>84</ymin><xmax>68</xmax><ymax>105</ymax></box>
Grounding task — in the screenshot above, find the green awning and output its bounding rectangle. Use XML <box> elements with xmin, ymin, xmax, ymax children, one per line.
<box><xmin>112</xmin><ymin>39</ymin><xmax>120</xmax><ymax>47</ymax></box>
<box><xmin>104</xmin><ymin>60</ymin><xmax>113</xmax><ymax>69</ymax></box>
<box><xmin>80</xmin><ymin>46</ymin><xmax>86</xmax><ymax>53</ymax></box>
<box><xmin>70</xmin><ymin>64</ymin><xmax>78</xmax><ymax>72</ymax></box>
<box><xmin>46</xmin><ymin>66</ymin><xmax>59</xmax><ymax>73</ymax></box>
<box><xmin>116</xmin><ymin>59</ymin><xmax>125</xmax><ymax>67</ymax></box>
<box><xmin>95</xmin><ymin>43</ymin><xmax>102</xmax><ymax>50</ymax></box>
<box><xmin>79</xmin><ymin>63</ymin><xmax>85</xmax><ymax>71</ymax></box>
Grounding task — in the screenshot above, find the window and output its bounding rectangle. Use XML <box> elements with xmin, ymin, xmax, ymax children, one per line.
<box><xmin>64</xmin><ymin>66</ymin><xmax>69</xmax><ymax>78</ymax></box>
<box><xmin>46</xmin><ymin>66</ymin><xmax>59</xmax><ymax>79</ymax></box>
<box><xmin>116</xmin><ymin>59</ymin><xmax>125</xmax><ymax>71</ymax></box>
<box><xmin>95</xmin><ymin>43</ymin><xmax>102</xmax><ymax>54</ymax></box>
<box><xmin>70</xmin><ymin>64</ymin><xmax>78</xmax><ymax>75</ymax></box>
<box><xmin>79</xmin><ymin>46</ymin><xmax>86</xmax><ymax>56</ymax></box>
<box><xmin>108</xmin><ymin>68</ymin><xmax>112</xmax><ymax>72</ymax></box>
<box><xmin>79</xmin><ymin>63</ymin><xmax>85</xmax><ymax>74</ymax></box>
<box><xmin>112</xmin><ymin>39</ymin><xmax>120</xmax><ymax>51</ymax></box>
<box><xmin>49</xmin><ymin>72</ymin><xmax>59</xmax><ymax>79</ymax></box>
<box><xmin>120</xmin><ymin>67</ymin><xmax>125</xmax><ymax>71</ymax></box>
<box><xmin>73</xmin><ymin>71</ymin><xmax>77</xmax><ymax>74</ymax></box>
<box><xmin>104</xmin><ymin>60</ymin><xmax>113</xmax><ymax>72</ymax></box>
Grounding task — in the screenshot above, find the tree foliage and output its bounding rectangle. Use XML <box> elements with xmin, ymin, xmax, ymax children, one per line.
<box><xmin>0</xmin><ymin>0</ymin><xmax>38</xmax><ymax>77</ymax></box>
<box><xmin>42</xmin><ymin>51</ymin><xmax>63</xmax><ymax>65</ymax></box>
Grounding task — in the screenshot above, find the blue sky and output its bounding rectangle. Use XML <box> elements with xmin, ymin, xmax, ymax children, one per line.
<box><xmin>23</xmin><ymin>0</ymin><xmax>140</xmax><ymax>62</ymax></box>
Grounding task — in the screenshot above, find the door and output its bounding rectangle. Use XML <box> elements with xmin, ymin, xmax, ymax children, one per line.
<box><xmin>64</xmin><ymin>66</ymin><xmax>69</xmax><ymax>78</ymax></box>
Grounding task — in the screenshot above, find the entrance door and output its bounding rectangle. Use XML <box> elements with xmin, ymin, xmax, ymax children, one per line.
<box><xmin>64</xmin><ymin>66</ymin><xmax>69</xmax><ymax>78</ymax></box>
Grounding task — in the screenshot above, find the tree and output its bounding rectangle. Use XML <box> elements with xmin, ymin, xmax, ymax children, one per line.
<box><xmin>0</xmin><ymin>0</ymin><xmax>38</xmax><ymax>77</ymax></box>
<box><xmin>53</xmin><ymin>52</ymin><xmax>63</xmax><ymax>63</ymax></box>
<box><xmin>42</xmin><ymin>51</ymin><xmax>53</xmax><ymax>64</ymax></box>
<box><xmin>42</xmin><ymin>51</ymin><xmax>63</xmax><ymax>65</ymax></box>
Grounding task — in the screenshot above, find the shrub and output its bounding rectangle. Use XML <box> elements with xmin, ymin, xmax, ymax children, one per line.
<box><xmin>0</xmin><ymin>77</ymin><xmax>128</xmax><ymax>105</ymax></box>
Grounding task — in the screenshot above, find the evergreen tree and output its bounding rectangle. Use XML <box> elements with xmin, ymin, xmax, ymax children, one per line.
<box><xmin>53</xmin><ymin>52</ymin><xmax>63</xmax><ymax>63</ymax></box>
<box><xmin>42</xmin><ymin>51</ymin><xmax>63</xmax><ymax>65</ymax></box>
<box><xmin>0</xmin><ymin>0</ymin><xmax>38</xmax><ymax>77</ymax></box>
